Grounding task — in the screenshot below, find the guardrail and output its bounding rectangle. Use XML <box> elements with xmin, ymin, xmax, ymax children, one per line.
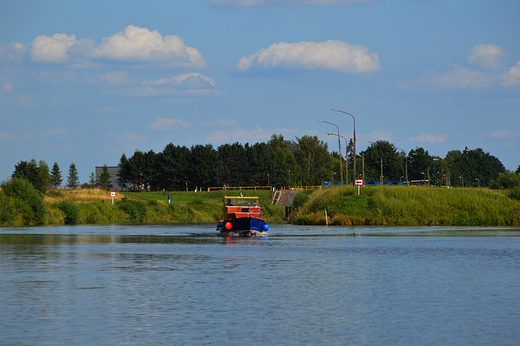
<box><xmin>207</xmin><ymin>186</ymin><xmax>272</xmax><ymax>192</ymax></box>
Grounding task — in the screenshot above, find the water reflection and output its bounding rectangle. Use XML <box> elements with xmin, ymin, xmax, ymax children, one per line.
<box><xmin>1</xmin><ymin>225</ymin><xmax>520</xmax><ymax>345</ymax></box>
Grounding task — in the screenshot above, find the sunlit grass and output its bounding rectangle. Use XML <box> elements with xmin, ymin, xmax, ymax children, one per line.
<box><xmin>291</xmin><ymin>186</ymin><xmax>520</xmax><ymax>226</ymax></box>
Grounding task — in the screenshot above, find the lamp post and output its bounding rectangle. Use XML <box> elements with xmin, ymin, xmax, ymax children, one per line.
<box><xmin>267</xmin><ymin>173</ymin><xmax>270</xmax><ymax>187</ymax></box>
<box><xmin>319</xmin><ymin>120</ymin><xmax>343</xmax><ymax>184</ymax></box>
<box><xmin>393</xmin><ymin>146</ymin><xmax>408</xmax><ymax>187</ymax></box>
<box><xmin>328</xmin><ymin>132</ymin><xmax>349</xmax><ymax>185</ymax></box>
<box><xmin>433</xmin><ymin>159</ymin><xmax>439</xmax><ymax>187</ymax></box>
<box><xmin>332</xmin><ymin>109</ymin><xmax>356</xmax><ymax>186</ymax></box>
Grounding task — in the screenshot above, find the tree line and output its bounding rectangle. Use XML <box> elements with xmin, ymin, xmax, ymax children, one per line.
<box><xmin>7</xmin><ymin>134</ymin><xmax>520</xmax><ymax>192</ymax></box>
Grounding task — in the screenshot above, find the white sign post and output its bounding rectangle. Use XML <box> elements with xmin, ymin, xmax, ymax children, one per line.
<box><xmin>354</xmin><ymin>179</ymin><xmax>364</xmax><ymax>195</ymax></box>
<box><xmin>110</xmin><ymin>191</ymin><xmax>116</xmax><ymax>205</ymax></box>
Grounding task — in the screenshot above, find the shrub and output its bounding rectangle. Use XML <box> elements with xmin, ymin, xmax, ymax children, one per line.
<box><xmin>1</xmin><ymin>178</ymin><xmax>46</xmax><ymax>224</ymax></box>
<box><xmin>55</xmin><ymin>201</ymin><xmax>80</xmax><ymax>224</ymax></box>
<box><xmin>292</xmin><ymin>189</ymin><xmax>315</xmax><ymax>210</ymax></box>
<box><xmin>508</xmin><ymin>187</ymin><xmax>520</xmax><ymax>201</ymax></box>
<box><xmin>0</xmin><ymin>193</ymin><xmax>16</xmax><ymax>223</ymax></box>
<box><xmin>118</xmin><ymin>198</ymin><xmax>147</xmax><ymax>221</ymax></box>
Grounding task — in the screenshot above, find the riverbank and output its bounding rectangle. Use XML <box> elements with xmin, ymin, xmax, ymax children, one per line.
<box><xmin>291</xmin><ymin>186</ymin><xmax>520</xmax><ymax>226</ymax></box>
<box><xmin>0</xmin><ymin>189</ymin><xmax>285</xmax><ymax>226</ymax></box>
<box><xmin>1</xmin><ymin>186</ymin><xmax>519</xmax><ymax>227</ymax></box>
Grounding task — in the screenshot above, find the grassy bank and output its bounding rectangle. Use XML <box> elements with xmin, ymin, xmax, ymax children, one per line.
<box><xmin>291</xmin><ymin>186</ymin><xmax>520</xmax><ymax>226</ymax></box>
<box><xmin>2</xmin><ymin>186</ymin><xmax>519</xmax><ymax>227</ymax></box>
<box><xmin>1</xmin><ymin>188</ymin><xmax>286</xmax><ymax>226</ymax></box>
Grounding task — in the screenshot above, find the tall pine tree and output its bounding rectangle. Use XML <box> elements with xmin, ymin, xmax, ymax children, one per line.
<box><xmin>67</xmin><ymin>163</ymin><xmax>80</xmax><ymax>188</ymax></box>
<box><xmin>50</xmin><ymin>162</ymin><xmax>63</xmax><ymax>188</ymax></box>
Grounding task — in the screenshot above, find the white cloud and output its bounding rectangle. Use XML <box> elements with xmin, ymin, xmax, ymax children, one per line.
<box><xmin>207</xmin><ymin>0</ymin><xmax>373</xmax><ymax>6</ymax></box>
<box><xmin>149</xmin><ymin>118</ymin><xmax>191</xmax><ymax>130</ymax></box>
<box><xmin>0</xmin><ymin>26</ymin><xmax>206</xmax><ymax>68</ymax></box>
<box><xmin>397</xmin><ymin>65</ymin><xmax>497</xmax><ymax>91</ymax></box>
<box><xmin>468</xmin><ymin>44</ymin><xmax>506</xmax><ymax>70</ymax></box>
<box><xmin>502</xmin><ymin>61</ymin><xmax>520</xmax><ymax>88</ymax></box>
<box><xmin>31</xmin><ymin>33</ymin><xmax>77</xmax><ymax>63</ymax></box>
<box><xmin>2</xmin><ymin>82</ymin><xmax>14</xmax><ymax>92</ymax></box>
<box><xmin>126</xmin><ymin>72</ymin><xmax>223</xmax><ymax>97</ymax></box>
<box><xmin>91</xmin><ymin>25</ymin><xmax>207</xmax><ymax>68</ymax></box>
<box><xmin>410</xmin><ymin>133</ymin><xmax>449</xmax><ymax>144</ymax></box>
<box><xmin>0</xmin><ymin>42</ymin><xmax>29</xmax><ymax>64</ymax></box>
<box><xmin>235</xmin><ymin>40</ymin><xmax>381</xmax><ymax>73</ymax></box>
<box><xmin>147</xmin><ymin>73</ymin><xmax>217</xmax><ymax>87</ymax></box>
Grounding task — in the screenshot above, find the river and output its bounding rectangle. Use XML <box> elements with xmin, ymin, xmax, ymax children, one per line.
<box><xmin>1</xmin><ymin>224</ymin><xmax>519</xmax><ymax>345</ymax></box>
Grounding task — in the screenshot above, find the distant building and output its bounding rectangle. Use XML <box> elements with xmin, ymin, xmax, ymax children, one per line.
<box><xmin>95</xmin><ymin>166</ymin><xmax>126</xmax><ymax>191</ymax></box>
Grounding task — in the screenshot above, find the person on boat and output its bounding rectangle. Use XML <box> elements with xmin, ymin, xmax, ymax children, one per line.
<box><xmin>226</xmin><ymin>199</ymin><xmax>233</xmax><ymax>206</ymax></box>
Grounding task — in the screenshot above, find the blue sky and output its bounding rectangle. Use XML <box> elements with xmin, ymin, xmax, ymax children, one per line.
<box><xmin>1</xmin><ymin>0</ymin><xmax>519</xmax><ymax>183</ymax></box>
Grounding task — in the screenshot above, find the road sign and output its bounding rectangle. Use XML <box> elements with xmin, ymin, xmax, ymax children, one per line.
<box><xmin>355</xmin><ymin>179</ymin><xmax>364</xmax><ymax>186</ymax></box>
<box><xmin>110</xmin><ymin>191</ymin><xmax>117</xmax><ymax>198</ymax></box>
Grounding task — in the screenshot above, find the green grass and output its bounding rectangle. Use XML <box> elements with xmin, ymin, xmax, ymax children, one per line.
<box><xmin>291</xmin><ymin>186</ymin><xmax>520</xmax><ymax>226</ymax></box>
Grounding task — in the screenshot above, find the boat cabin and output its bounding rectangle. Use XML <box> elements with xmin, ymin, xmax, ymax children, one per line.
<box><xmin>223</xmin><ymin>196</ymin><xmax>261</xmax><ymax>220</ymax></box>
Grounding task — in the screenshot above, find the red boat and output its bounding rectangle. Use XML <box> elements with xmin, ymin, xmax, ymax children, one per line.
<box><xmin>216</xmin><ymin>196</ymin><xmax>269</xmax><ymax>236</ymax></box>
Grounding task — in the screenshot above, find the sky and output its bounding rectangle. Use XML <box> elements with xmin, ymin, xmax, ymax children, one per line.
<box><xmin>1</xmin><ymin>0</ymin><xmax>519</xmax><ymax>183</ymax></box>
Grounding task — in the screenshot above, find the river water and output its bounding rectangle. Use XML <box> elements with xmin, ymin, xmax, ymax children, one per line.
<box><xmin>1</xmin><ymin>224</ymin><xmax>519</xmax><ymax>345</ymax></box>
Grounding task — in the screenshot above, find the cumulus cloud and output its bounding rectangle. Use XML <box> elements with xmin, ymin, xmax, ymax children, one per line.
<box><xmin>91</xmin><ymin>25</ymin><xmax>206</xmax><ymax>68</ymax></box>
<box><xmin>31</xmin><ymin>33</ymin><xmax>77</xmax><ymax>63</ymax></box>
<box><xmin>502</xmin><ymin>61</ymin><xmax>520</xmax><ymax>87</ymax></box>
<box><xmin>397</xmin><ymin>65</ymin><xmax>497</xmax><ymax>91</ymax></box>
<box><xmin>410</xmin><ymin>133</ymin><xmax>449</xmax><ymax>144</ymax></box>
<box><xmin>0</xmin><ymin>25</ymin><xmax>206</xmax><ymax>68</ymax></box>
<box><xmin>207</xmin><ymin>0</ymin><xmax>373</xmax><ymax>6</ymax></box>
<box><xmin>149</xmin><ymin>118</ymin><xmax>191</xmax><ymax>130</ymax></box>
<box><xmin>468</xmin><ymin>44</ymin><xmax>506</xmax><ymax>70</ymax></box>
<box><xmin>235</xmin><ymin>40</ymin><xmax>381</xmax><ymax>73</ymax></box>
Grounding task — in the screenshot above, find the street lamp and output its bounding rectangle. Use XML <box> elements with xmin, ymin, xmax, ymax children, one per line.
<box><xmin>433</xmin><ymin>158</ymin><xmax>439</xmax><ymax>187</ymax></box>
<box><xmin>393</xmin><ymin>146</ymin><xmax>408</xmax><ymax>187</ymax></box>
<box><xmin>332</xmin><ymin>109</ymin><xmax>356</xmax><ymax>186</ymax></box>
<box><xmin>319</xmin><ymin>120</ymin><xmax>343</xmax><ymax>184</ymax></box>
<box><xmin>328</xmin><ymin>132</ymin><xmax>349</xmax><ymax>185</ymax></box>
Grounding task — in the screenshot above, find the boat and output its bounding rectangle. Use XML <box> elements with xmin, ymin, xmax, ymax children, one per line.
<box><xmin>216</xmin><ymin>196</ymin><xmax>269</xmax><ymax>236</ymax></box>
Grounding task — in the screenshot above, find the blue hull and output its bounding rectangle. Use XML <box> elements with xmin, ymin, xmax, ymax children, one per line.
<box><xmin>216</xmin><ymin>217</ymin><xmax>268</xmax><ymax>236</ymax></box>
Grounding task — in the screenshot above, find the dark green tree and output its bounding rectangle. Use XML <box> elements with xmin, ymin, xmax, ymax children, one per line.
<box><xmin>116</xmin><ymin>153</ymin><xmax>130</xmax><ymax>191</ymax></box>
<box><xmin>157</xmin><ymin>144</ymin><xmax>191</xmax><ymax>191</ymax></box>
<box><xmin>268</xmin><ymin>134</ymin><xmax>298</xmax><ymax>188</ymax></box>
<box><xmin>447</xmin><ymin>148</ymin><xmax>505</xmax><ymax>187</ymax></box>
<box><xmin>67</xmin><ymin>163</ymin><xmax>80</xmax><ymax>188</ymax></box>
<box><xmin>293</xmin><ymin>135</ymin><xmax>330</xmax><ymax>186</ymax></box>
<box><xmin>1</xmin><ymin>178</ymin><xmax>46</xmax><ymax>224</ymax></box>
<box><xmin>12</xmin><ymin>159</ymin><xmax>45</xmax><ymax>193</ymax></box>
<box><xmin>98</xmin><ymin>164</ymin><xmax>113</xmax><ymax>190</ymax></box>
<box><xmin>38</xmin><ymin>160</ymin><xmax>51</xmax><ymax>188</ymax></box>
<box><xmin>362</xmin><ymin>141</ymin><xmax>404</xmax><ymax>183</ymax></box>
<box><xmin>407</xmin><ymin>147</ymin><xmax>432</xmax><ymax>184</ymax></box>
<box><xmin>50</xmin><ymin>162</ymin><xmax>63</xmax><ymax>188</ymax></box>
<box><xmin>88</xmin><ymin>171</ymin><xmax>97</xmax><ymax>187</ymax></box>
<box><xmin>190</xmin><ymin>144</ymin><xmax>217</xmax><ymax>190</ymax></box>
